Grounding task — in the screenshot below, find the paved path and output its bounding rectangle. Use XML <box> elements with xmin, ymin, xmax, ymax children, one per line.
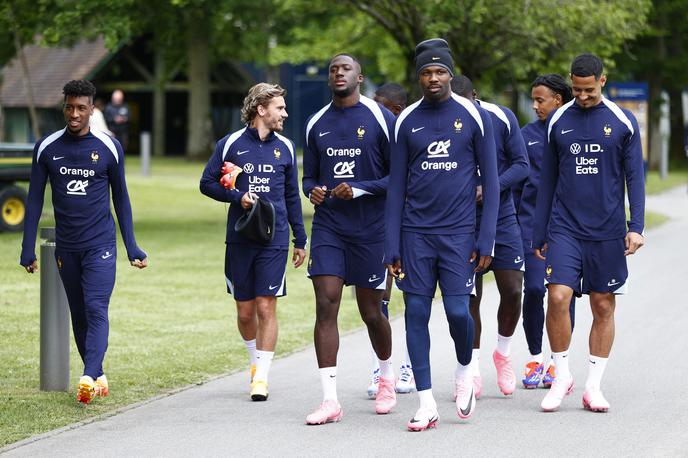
<box><xmin>4</xmin><ymin>186</ymin><xmax>688</xmax><ymax>457</ymax></box>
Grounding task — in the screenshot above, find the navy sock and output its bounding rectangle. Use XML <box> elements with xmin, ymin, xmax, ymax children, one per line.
<box><xmin>443</xmin><ymin>294</ymin><xmax>474</xmax><ymax>366</ymax></box>
<box><xmin>404</xmin><ymin>293</ymin><xmax>433</xmax><ymax>391</ymax></box>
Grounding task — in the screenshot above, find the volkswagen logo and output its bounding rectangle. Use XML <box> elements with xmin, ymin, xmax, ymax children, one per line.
<box><xmin>570</xmin><ymin>143</ymin><xmax>581</xmax><ymax>155</ymax></box>
<box><xmin>243</xmin><ymin>163</ymin><xmax>255</xmax><ymax>173</ymax></box>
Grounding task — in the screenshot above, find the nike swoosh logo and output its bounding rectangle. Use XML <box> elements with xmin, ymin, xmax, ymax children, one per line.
<box><xmin>101</xmin><ymin>253</ymin><xmax>113</xmax><ymax>259</ymax></box>
<box><xmin>409</xmin><ymin>414</ymin><xmax>438</xmax><ymax>424</ymax></box>
<box><xmin>329</xmin><ymin>374</ymin><xmax>336</xmax><ymax>378</ymax></box>
<box><xmin>459</xmin><ymin>388</ymin><xmax>474</xmax><ymax>416</ymax></box>
<box><xmin>528</xmin><ymin>141</ymin><xmax>539</xmax><ymax>146</ymax></box>
<box><xmin>607</xmin><ymin>281</ymin><xmax>620</xmax><ymax>286</ymax></box>
<box><xmin>52</xmin><ymin>156</ymin><xmax>65</xmax><ymax>161</ymax></box>
<box><xmin>561</xmin><ymin>129</ymin><xmax>574</xmax><ymax>134</ymax></box>
<box><xmin>514</xmin><ymin>257</ymin><xmax>522</xmax><ymax>263</ymax></box>
<box><xmin>237</xmin><ymin>150</ymin><xmax>249</xmax><ymax>155</ymax></box>
<box><xmin>368</xmin><ymin>276</ymin><xmax>379</xmax><ymax>283</ymax></box>
<box><xmin>268</xmin><ymin>284</ymin><xmax>279</xmax><ymax>290</ymax></box>
<box><xmin>411</xmin><ymin>127</ymin><xmax>425</xmax><ymax>133</ymax></box>
<box><xmin>432</xmin><ymin>57</ymin><xmax>441</xmax><ymax>61</ymax></box>
<box><xmin>319</xmin><ymin>131</ymin><xmax>331</xmax><ymax>137</ymax></box>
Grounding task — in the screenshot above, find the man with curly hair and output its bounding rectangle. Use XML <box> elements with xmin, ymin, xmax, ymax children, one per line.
<box><xmin>21</xmin><ymin>80</ymin><xmax>148</xmax><ymax>404</ymax></box>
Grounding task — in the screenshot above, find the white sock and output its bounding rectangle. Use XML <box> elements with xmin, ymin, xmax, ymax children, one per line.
<box><xmin>254</xmin><ymin>350</ymin><xmax>274</xmax><ymax>383</ymax></box>
<box><xmin>585</xmin><ymin>355</ymin><xmax>608</xmax><ymax>391</ymax></box>
<box><xmin>468</xmin><ymin>349</ymin><xmax>481</xmax><ymax>376</ymax></box>
<box><xmin>243</xmin><ymin>339</ymin><xmax>257</xmax><ymax>365</ymax></box>
<box><xmin>552</xmin><ymin>350</ymin><xmax>571</xmax><ymax>380</ymax></box>
<box><xmin>496</xmin><ymin>334</ymin><xmax>513</xmax><ymax>357</ymax></box>
<box><xmin>455</xmin><ymin>362</ymin><xmax>471</xmax><ymax>381</ymax></box>
<box><xmin>369</xmin><ymin>344</ymin><xmax>380</xmax><ymax>373</ymax></box>
<box><xmin>378</xmin><ymin>357</ymin><xmax>394</xmax><ymax>380</ymax></box>
<box><xmin>319</xmin><ymin>367</ymin><xmax>337</xmax><ymax>402</ymax></box>
<box><xmin>417</xmin><ymin>389</ymin><xmax>436</xmax><ymax>410</ymax></box>
<box><xmin>530</xmin><ymin>352</ymin><xmax>544</xmax><ymax>364</ymax></box>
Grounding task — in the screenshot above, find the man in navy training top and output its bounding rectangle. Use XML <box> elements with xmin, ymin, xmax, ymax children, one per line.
<box><xmin>303</xmin><ymin>54</ymin><xmax>397</xmax><ymax>425</ymax></box>
<box><xmin>21</xmin><ymin>80</ymin><xmax>148</xmax><ymax>404</ymax></box>
<box><xmin>200</xmin><ymin>83</ymin><xmax>307</xmax><ymax>402</ymax></box>
<box><xmin>515</xmin><ymin>74</ymin><xmax>576</xmax><ymax>390</ymax></box>
<box><xmin>363</xmin><ymin>82</ymin><xmax>416</xmax><ymax>398</ymax></box>
<box><xmin>385</xmin><ymin>38</ymin><xmax>499</xmax><ymax>431</ymax></box>
<box><xmin>534</xmin><ymin>53</ymin><xmax>645</xmax><ymax>412</ymax></box>
<box><xmin>452</xmin><ymin>75</ymin><xmax>529</xmax><ymax>400</ymax></box>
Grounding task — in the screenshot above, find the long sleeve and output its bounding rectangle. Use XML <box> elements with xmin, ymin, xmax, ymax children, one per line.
<box><xmin>350</xmin><ymin>112</ymin><xmax>393</xmax><ymax>197</ymax></box>
<box><xmin>384</xmin><ymin>126</ymin><xmax>409</xmax><ymax>265</ymax></box>
<box><xmin>301</xmin><ymin>130</ymin><xmax>320</xmax><ymax>197</ymax></box>
<box><xmin>284</xmin><ymin>144</ymin><xmax>308</xmax><ymax>248</ymax></box>
<box><xmin>20</xmin><ymin>145</ymin><xmax>48</xmax><ymax>266</ymax></box>
<box><xmin>109</xmin><ymin>146</ymin><xmax>146</xmax><ymax>261</ymax></box>
<box><xmin>199</xmin><ymin>141</ymin><xmax>244</xmax><ymax>205</ymax></box>
<box><xmin>475</xmin><ymin>112</ymin><xmax>499</xmax><ymax>256</ymax></box>
<box><xmin>533</xmin><ymin>127</ymin><xmax>559</xmax><ymax>249</ymax></box>
<box><xmin>499</xmin><ymin>110</ymin><xmax>530</xmax><ymax>191</ymax></box>
<box><xmin>624</xmin><ymin>115</ymin><xmax>645</xmax><ymax>234</ymax></box>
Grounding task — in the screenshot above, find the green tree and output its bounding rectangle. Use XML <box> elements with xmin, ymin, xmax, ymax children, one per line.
<box><xmin>614</xmin><ymin>0</ymin><xmax>688</xmax><ymax>167</ymax></box>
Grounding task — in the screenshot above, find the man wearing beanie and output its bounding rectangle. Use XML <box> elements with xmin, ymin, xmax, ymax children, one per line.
<box><xmin>385</xmin><ymin>38</ymin><xmax>499</xmax><ymax>431</ymax></box>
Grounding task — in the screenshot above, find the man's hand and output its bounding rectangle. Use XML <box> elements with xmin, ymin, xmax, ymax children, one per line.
<box><xmin>310</xmin><ymin>186</ymin><xmax>327</xmax><ymax>205</ymax></box>
<box><xmin>386</xmin><ymin>260</ymin><xmax>403</xmax><ymax>278</ymax></box>
<box><xmin>470</xmin><ymin>251</ymin><xmax>492</xmax><ymax>273</ymax></box>
<box><xmin>535</xmin><ymin>243</ymin><xmax>548</xmax><ymax>261</ymax></box>
<box><xmin>24</xmin><ymin>260</ymin><xmax>38</xmax><ymax>274</ymax></box>
<box><xmin>476</xmin><ymin>185</ymin><xmax>483</xmax><ymax>205</ymax></box>
<box><xmin>331</xmin><ymin>182</ymin><xmax>353</xmax><ymax>200</ymax></box>
<box><xmin>241</xmin><ymin>192</ymin><xmax>257</xmax><ymax>209</ymax></box>
<box><xmin>293</xmin><ymin>248</ymin><xmax>306</xmax><ymax>268</ymax></box>
<box><xmin>624</xmin><ymin>231</ymin><xmax>644</xmax><ymax>256</ymax></box>
<box><xmin>131</xmin><ymin>258</ymin><xmax>148</xmax><ymax>269</ymax></box>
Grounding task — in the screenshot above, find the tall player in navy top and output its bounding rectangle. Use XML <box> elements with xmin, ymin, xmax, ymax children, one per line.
<box><xmin>452</xmin><ymin>76</ymin><xmax>529</xmax><ymax>400</ymax></box>
<box><xmin>20</xmin><ymin>80</ymin><xmax>147</xmax><ymax>404</ymax></box>
<box><xmin>303</xmin><ymin>54</ymin><xmax>397</xmax><ymax>425</ymax></box>
<box><xmin>385</xmin><ymin>39</ymin><xmax>499</xmax><ymax>431</ymax></box>
<box><xmin>200</xmin><ymin>83</ymin><xmax>307</xmax><ymax>402</ymax></box>
<box><xmin>534</xmin><ymin>54</ymin><xmax>645</xmax><ymax>412</ymax></box>
<box><xmin>515</xmin><ymin>74</ymin><xmax>576</xmax><ymax>389</ymax></box>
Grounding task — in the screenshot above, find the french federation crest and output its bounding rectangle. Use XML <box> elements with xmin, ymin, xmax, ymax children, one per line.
<box><xmin>274</xmin><ymin>148</ymin><xmax>281</xmax><ymax>160</ymax></box>
<box><xmin>91</xmin><ymin>151</ymin><xmax>99</xmax><ymax>163</ymax></box>
<box><xmin>357</xmin><ymin>126</ymin><xmax>365</xmax><ymax>139</ymax></box>
<box><xmin>603</xmin><ymin>124</ymin><xmax>612</xmax><ymax>137</ymax></box>
<box><xmin>454</xmin><ymin>119</ymin><xmax>463</xmax><ymax>133</ymax></box>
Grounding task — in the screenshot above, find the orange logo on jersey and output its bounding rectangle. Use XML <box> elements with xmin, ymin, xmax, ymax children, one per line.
<box><xmin>357</xmin><ymin>126</ymin><xmax>365</xmax><ymax>139</ymax></box>
<box><xmin>603</xmin><ymin>124</ymin><xmax>612</xmax><ymax>137</ymax></box>
<box><xmin>274</xmin><ymin>148</ymin><xmax>281</xmax><ymax>160</ymax></box>
<box><xmin>91</xmin><ymin>151</ymin><xmax>99</xmax><ymax>163</ymax></box>
<box><xmin>454</xmin><ymin>119</ymin><xmax>463</xmax><ymax>133</ymax></box>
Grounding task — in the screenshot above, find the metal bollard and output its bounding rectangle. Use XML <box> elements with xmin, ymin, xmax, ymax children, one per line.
<box><xmin>140</xmin><ymin>131</ymin><xmax>151</xmax><ymax>177</ymax></box>
<box><xmin>39</xmin><ymin>227</ymin><xmax>70</xmax><ymax>391</ymax></box>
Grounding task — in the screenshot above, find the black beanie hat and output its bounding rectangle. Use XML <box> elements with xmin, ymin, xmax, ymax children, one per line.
<box><xmin>235</xmin><ymin>197</ymin><xmax>275</xmax><ymax>245</ymax></box>
<box><xmin>415</xmin><ymin>38</ymin><xmax>454</xmax><ymax>77</ymax></box>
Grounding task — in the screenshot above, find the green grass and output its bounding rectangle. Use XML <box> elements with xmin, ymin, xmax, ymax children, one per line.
<box><xmin>645</xmin><ymin>169</ymin><xmax>688</xmax><ymax>195</ymax></box>
<box><xmin>0</xmin><ymin>156</ymin><xmax>402</xmax><ymax>447</ymax></box>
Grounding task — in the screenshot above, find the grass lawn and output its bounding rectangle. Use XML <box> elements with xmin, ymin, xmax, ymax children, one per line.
<box><xmin>0</xmin><ymin>156</ymin><xmax>402</xmax><ymax>447</ymax></box>
<box><xmin>645</xmin><ymin>169</ymin><xmax>688</xmax><ymax>195</ymax></box>
<box><xmin>0</xmin><ymin>157</ymin><xmax>681</xmax><ymax>447</ymax></box>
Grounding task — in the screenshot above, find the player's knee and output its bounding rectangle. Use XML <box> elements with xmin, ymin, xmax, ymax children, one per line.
<box><xmin>591</xmin><ymin>299</ymin><xmax>615</xmax><ymax>321</ymax></box>
<box><xmin>547</xmin><ymin>288</ymin><xmax>571</xmax><ymax>310</ymax></box>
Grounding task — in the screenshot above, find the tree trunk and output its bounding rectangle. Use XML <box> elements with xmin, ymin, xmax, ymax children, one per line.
<box><xmin>8</xmin><ymin>4</ymin><xmax>41</xmax><ymax>141</ymax></box>
<box><xmin>668</xmin><ymin>87</ymin><xmax>685</xmax><ymax>163</ymax></box>
<box><xmin>153</xmin><ymin>48</ymin><xmax>166</xmax><ymax>157</ymax></box>
<box><xmin>185</xmin><ymin>17</ymin><xmax>212</xmax><ymax>159</ymax></box>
